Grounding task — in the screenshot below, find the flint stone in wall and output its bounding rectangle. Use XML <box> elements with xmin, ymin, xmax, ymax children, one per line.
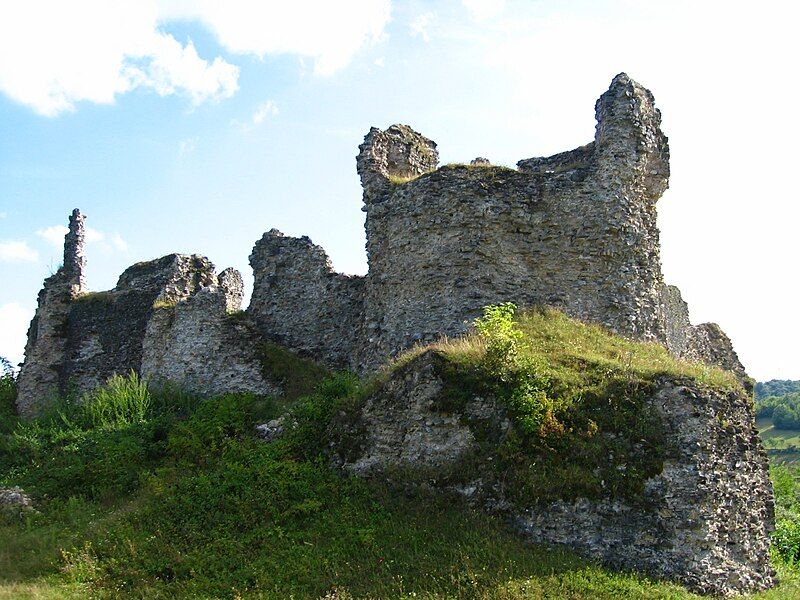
<box><xmin>660</xmin><ymin>284</ymin><xmax>749</xmax><ymax>386</ymax></box>
<box><xmin>248</xmin><ymin>229</ymin><xmax>365</xmax><ymax>370</ymax></box>
<box><xmin>141</xmin><ymin>277</ymin><xmax>279</xmax><ymax>398</ymax></box>
<box><xmin>16</xmin><ymin>209</ymin><xmax>87</xmax><ymax>417</ymax></box>
<box><xmin>333</xmin><ymin>351</ymin><xmax>775</xmax><ymax>597</ymax></box>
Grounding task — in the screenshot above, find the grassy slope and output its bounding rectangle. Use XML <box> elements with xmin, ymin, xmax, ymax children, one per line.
<box><xmin>1</xmin><ymin>308</ymin><xmax>797</xmax><ymax>599</ymax></box>
<box><xmin>394</xmin><ymin>307</ymin><xmax>742</xmax><ymax>505</ymax></box>
<box><xmin>758</xmin><ymin>417</ymin><xmax>800</xmax><ymax>464</ymax></box>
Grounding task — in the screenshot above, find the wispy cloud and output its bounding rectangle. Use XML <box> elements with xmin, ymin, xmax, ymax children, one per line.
<box><xmin>410</xmin><ymin>12</ymin><xmax>436</xmax><ymax>43</ymax></box>
<box><xmin>0</xmin><ymin>240</ymin><xmax>38</xmax><ymax>263</ymax></box>
<box><xmin>109</xmin><ymin>233</ymin><xmax>128</xmax><ymax>252</ymax></box>
<box><xmin>36</xmin><ymin>225</ymin><xmax>68</xmax><ymax>247</ymax></box>
<box><xmin>37</xmin><ymin>224</ymin><xmax>127</xmax><ymax>254</ymax></box>
<box><xmin>462</xmin><ymin>0</ymin><xmax>506</xmax><ymax>21</ymax></box>
<box><xmin>0</xmin><ymin>1</ymin><xmax>391</xmax><ymax>117</ymax></box>
<box><xmin>252</xmin><ymin>100</ymin><xmax>279</xmax><ymax>125</ymax></box>
<box><xmin>0</xmin><ymin>212</ymin><xmax>7</xmax><ymax>219</ymax></box>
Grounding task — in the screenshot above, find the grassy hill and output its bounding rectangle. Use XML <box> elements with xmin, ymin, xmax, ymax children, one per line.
<box><xmin>1</xmin><ymin>310</ymin><xmax>799</xmax><ymax>599</ymax></box>
<box><xmin>758</xmin><ymin>417</ymin><xmax>800</xmax><ymax>464</ymax></box>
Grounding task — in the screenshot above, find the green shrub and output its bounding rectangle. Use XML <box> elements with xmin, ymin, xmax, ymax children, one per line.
<box><xmin>772</xmin><ymin>464</ymin><xmax>800</xmax><ymax>565</ymax></box>
<box><xmin>0</xmin><ymin>356</ymin><xmax>18</xmax><ymax>434</ymax></box>
<box><xmin>774</xmin><ymin>518</ymin><xmax>800</xmax><ymax>565</ymax></box>
<box><xmin>167</xmin><ymin>394</ymin><xmax>253</xmax><ymax>466</ymax></box>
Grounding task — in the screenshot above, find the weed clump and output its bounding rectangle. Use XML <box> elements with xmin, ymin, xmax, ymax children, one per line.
<box><xmin>77</xmin><ymin>371</ymin><xmax>150</xmax><ymax>430</ymax></box>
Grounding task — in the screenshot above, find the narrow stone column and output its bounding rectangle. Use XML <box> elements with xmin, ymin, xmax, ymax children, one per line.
<box><xmin>63</xmin><ymin>208</ymin><xmax>86</xmax><ymax>295</ymax></box>
<box><xmin>16</xmin><ymin>209</ymin><xmax>87</xmax><ymax>417</ymax></box>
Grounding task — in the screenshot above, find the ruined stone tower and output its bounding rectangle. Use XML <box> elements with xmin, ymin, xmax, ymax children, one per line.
<box><xmin>12</xmin><ymin>74</ymin><xmax>773</xmax><ymax>596</ymax></box>
<box><xmin>16</xmin><ymin>209</ymin><xmax>86</xmax><ymax>415</ymax></box>
<box><xmin>16</xmin><ymin>73</ymin><xmax>746</xmax><ymax>407</ymax></box>
<box><xmin>248</xmin><ymin>73</ymin><xmax>744</xmax><ymax>378</ymax></box>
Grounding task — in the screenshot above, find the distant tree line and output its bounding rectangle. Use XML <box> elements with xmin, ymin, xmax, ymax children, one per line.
<box><xmin>756</xmin><ymin>380</ymin><xmax>800</xmax><ymax>400</ymax></box>
<box><xmin>757</xmin><ymin>391</ymin><xmax>800</xmax><ymax>430</ymax></box>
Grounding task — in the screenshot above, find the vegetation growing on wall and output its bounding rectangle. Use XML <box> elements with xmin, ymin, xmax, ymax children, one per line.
<box><xmin>409</xmin><ymin>304</ymin><xmax>739</xmax><ymax>504</ymax></box>
<box><xmin>2</xmin><ymin>369</ymin><xmax>748</xmax><ymax>599</ymax></box>
<box><xmin>0</xmin><ymin>315</ymin><xmax>794</xmax><ymax>598</ymax></box>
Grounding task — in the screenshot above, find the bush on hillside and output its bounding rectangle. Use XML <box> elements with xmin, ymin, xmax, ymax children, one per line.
<box><xmin>0</xmin><ymin>356</ymin><xmax>17</xmax><ymax>432</ymax></box>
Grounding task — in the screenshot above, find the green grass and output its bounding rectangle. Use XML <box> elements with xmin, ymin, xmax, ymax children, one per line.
<box><xmin>759</xmin><ymin>417</ymin><xmax>800</xmax><ymax>464</ymax></box>
<box><xmin>423</xmin><ymin>306</ymin><xmax>740</xmax><ymax>392</ymax></box>
<box><xmin>0</xmin><ymin>312</ymin><xmax>793</xmax><ymax>599</ymax></box>
<box><xmin>0</xmin><ymin>377</ymin><xmax>712</xmax><ymax>599</ymax></box>
<box><xmin>257</xmin><ymin>341</ymin><xmax>330</xmax><ymax>401</ymax></box>
<box><xmin>377</xmin><ymin>305</ymin><xmax>741</xmax><ymax>505</ymax></box>
<box><xmin>386</xmin><ymin>173</ymin><xmax>421</xmax><ymax>184</ymax></box>
<box><xmin>73</xmin><ymin>291</ymin><xmax>114</xmax><ymax>305</ymax></box>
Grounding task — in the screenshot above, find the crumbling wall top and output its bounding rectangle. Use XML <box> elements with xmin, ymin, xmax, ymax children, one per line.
<box><xmin>356</xmin><ymin>124</ymin><xmax>439</xmax><ymax>203</ymax></box>
<box><xmin>594</xmin><ymin>72</ymin><xmax>670</xmax><ymax>199</ymax></box>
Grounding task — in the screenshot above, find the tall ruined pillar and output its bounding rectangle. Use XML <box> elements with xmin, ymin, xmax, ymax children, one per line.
<box><xmin>588</xmin><ymin>73</ymin><xmax>671</xmax><ymax>341</ymax></box>
<box><xmin>356</xmin><ymin>125</ymin><xmax>440</xmax><ymax>367</ymax></box>
<box><xmin>16</xmin><ymin>209</ymin><xmax>86</xmax><ymax>417</ymax></box>
<box><xmin>62</xmin><ymin>208</ymin><xmax>87</xmax><ymax>294</ymax></box>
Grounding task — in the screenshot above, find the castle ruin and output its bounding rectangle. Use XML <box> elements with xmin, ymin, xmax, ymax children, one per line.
<box><xmin>13</xmin><ymin>74</ymin><xmax>773</xmax><ymax>595</ymax></box>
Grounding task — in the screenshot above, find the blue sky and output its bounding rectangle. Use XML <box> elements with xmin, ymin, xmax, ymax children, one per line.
<box><xmin>1</xmin><ymin>0</ymin><xmax>798</xmax><ymax>380</ymax></box>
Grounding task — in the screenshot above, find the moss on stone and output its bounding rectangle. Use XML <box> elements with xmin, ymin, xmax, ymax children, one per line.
<box><xmin>375</xmin><ymin>307</ymin><xmax>741</xmax><ymax>505</ymax></box>
<box><xmin>151</xmin><ymin>298</ymin><xmax>178</xmax><ymax>310</ymax></box>
<box><xmin>73</xmin><ymin>291</ymin><xmax>114</xmax><ymax>305</ymax></box>
<box><xmin>256</xmin><ymin>342</ymin><xmax>330</xmax><ymax>401</ymax></box>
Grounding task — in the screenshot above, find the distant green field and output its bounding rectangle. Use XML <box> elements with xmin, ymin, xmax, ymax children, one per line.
<box><xmin>757</xmin><ymin>417</ymin><xmax>800</xmax><ymax>464</ymax></box>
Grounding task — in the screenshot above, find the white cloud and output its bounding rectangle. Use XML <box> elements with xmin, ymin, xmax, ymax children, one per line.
<box><xmin>36</xmin><ymin>225</ymin><xmax>69</xmax><ymax>247</ymax></box>
<box><xmin>0</xmin><ymin>302</ymin><xmax>31</xmax><ymax>367</ymax></box>
<box><xmin>110</xmin><ymin>233</ymin><xmax>128</xmax><ymax>252</ymax></box>
<box><xmin>37</xmin><ymin>224</ymin><xmax>126</xmax><ymax>253</ymax></box>
<box><xmin>0</xmin><ymin>212</ymin><xmax>7</xmax><ymax>219</ymax></box>
<box><xmin>179</xmin><ymin>136</ymin><xmax>199</xmax><ymax>156</ymax></box>
<box><xmin>252</xmin><ymin>100</ymin><xmax>279</xmax><ymax>125</ymax></box>
<box><xmin>0</xmin><ymin>0</ymin><xmax>391</xmax><ymax>116</ymax></box>
<box><xmin>0</xmin><ymin>241</ymin><xmax>38</xmax><ymax>263</ymax></box>
<box><xmin>410</xmin><ymin>12</ymin><xmax>435</xmax><ymax>43</ymax></box>
<box><xmin>85</xmin><ymin>227</ymin><xmax>105</xmax><ymax>244</ymax></box>
<box><xmin>162</xmin><ymin>1</ymin><xmax>392</xmax><ymax>76</ymax></box>
<box><xmin>462</xmin><ymin>0</ymin><xmax>505</xmax><ymax>21</ymax></box>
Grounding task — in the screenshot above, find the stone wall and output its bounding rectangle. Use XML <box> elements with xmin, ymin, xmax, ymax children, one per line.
<box><xmin>354</xmin><ymin>74</ymin><xmax>670</xmax><ymax>370</ymax></box>
<box><xmin>141</xmin><ymin>268</ymin><xmax>278</xmax><ymax>397</ymax></box>
<box><xmin>17</xmin><ymin>73</ymin><xmax>748</xmax><ymax>409</ymax></box>
<box><xmin>661</xmin><ymin>284</ymin><xmax>749</xmax><ymax>387</ymax></box>
<box><xmin>248</xmin><ymin>229</ymin><xmax>365</xmax><ymax>370</ymax></box>
<box><xmin>60</xmin><ymin>254</ymin><xmax>217</xmax><ymax>396</ymax></box>
<box><xmin>332</xmin><ymin>350</ymin><xmax>774</xmax><ymax>596</ymax></box>
<box><xmin>16</xmin><ymin>209</ymin><xmax>87</xmax><ymax>416</ymax></box>
<box><xmin>518</xmin><ymin>378</ymin><xmax>773</xmax><ymax>595</ymax></box>
<box><xmin>245</xmin><ymin>73</ymin><xmax>738</xmax><ymax>378</ymax></box>
<box><xmin>15</xmin><ymin>216</ymin><xmax>278</xmax><ymax>413</ymax></box>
